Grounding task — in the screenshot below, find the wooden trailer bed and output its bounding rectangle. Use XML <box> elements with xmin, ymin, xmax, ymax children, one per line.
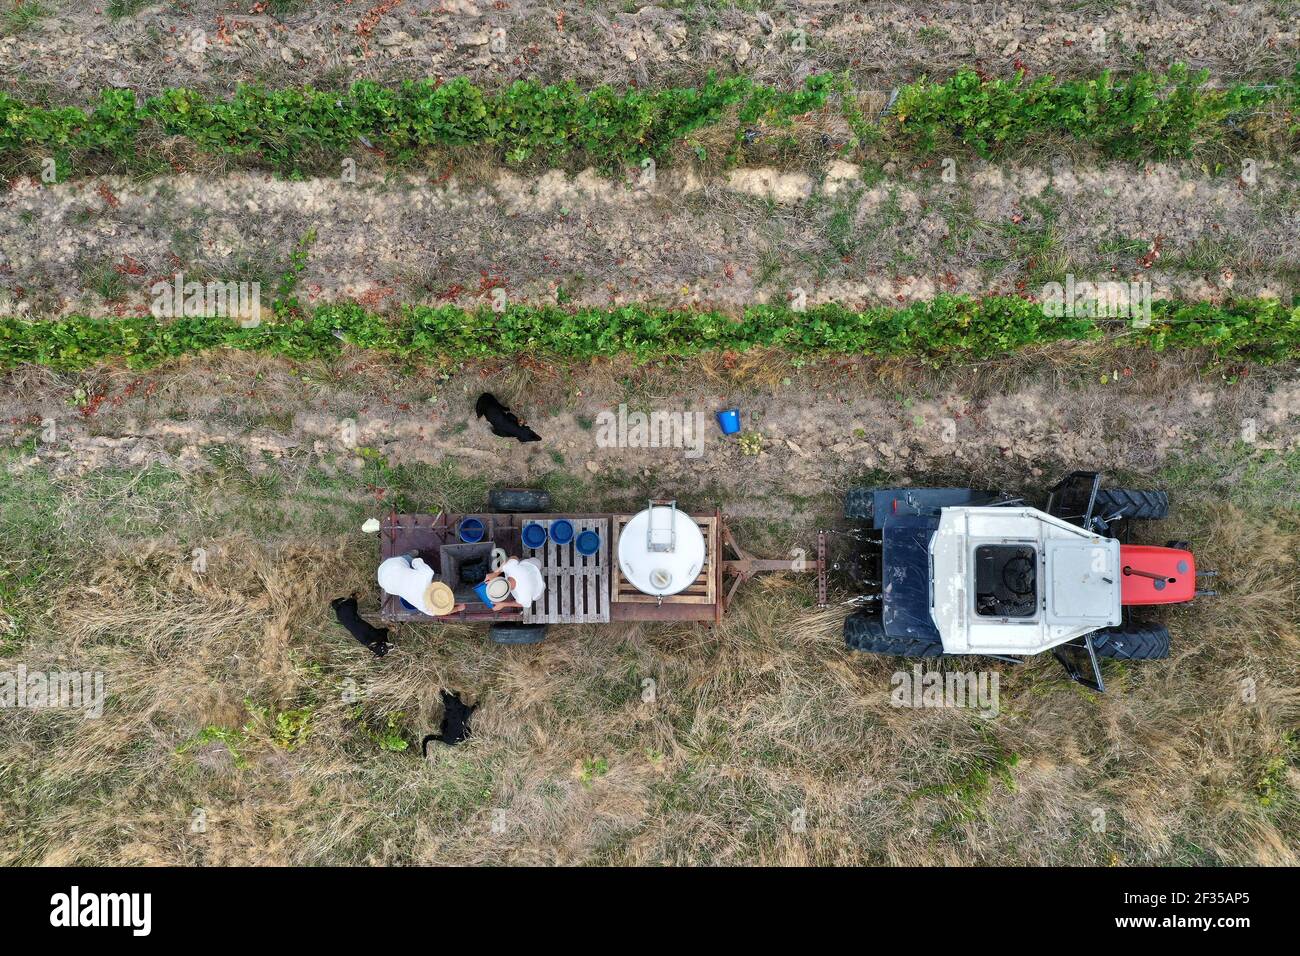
<box><xmin>379</xmin><ymin>507</ymin><xmax>816</xmax><ymax>626</ymax></box>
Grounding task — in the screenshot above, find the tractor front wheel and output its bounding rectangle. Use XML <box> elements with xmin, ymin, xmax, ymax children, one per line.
<box><xmin>844</xmin><ymin>611</ymin><xmax>944</xmax><ymax>657</ymax></box>
<box><xmin>1092</xmin><ymin>487</ymin><xmax>1169</xmax><ymax>521</ymax></box>
<box><xmin>1090</xmin><ymin>622</ymin><xmax>1171</xmax><ymax>660</ymax></box>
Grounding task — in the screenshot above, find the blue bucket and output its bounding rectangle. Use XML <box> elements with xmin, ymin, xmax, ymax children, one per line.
<box><xmin>521</xmin><ymin>522</ymin><xmax>548</xmax><ymax>550</ymax></box>
<box><xmin>575</xmin><ymin>529</ymin><xmax>600</xmax><ymax>557</ymax></box>
<box><xmin>458</xmin><ymin>516</ymin><xmax>485</xmax><ymax>543</ymax></box>
<box><xmin>473</xmin><ymin>581</ymin><xmax>496</xmax><ymax>608</ymax></box>
<box><xmin>716</xmin><ymin>408</ymin><xmax>741</xmax><ymax>435</ymax></box>
<box><xmin>550</xmin><ymin>519</ymin><xmax>575</xmax><ymax>545</ymax></box>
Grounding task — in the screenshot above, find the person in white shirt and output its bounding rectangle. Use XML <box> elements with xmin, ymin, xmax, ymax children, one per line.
<box><xmin>485</xmin><ymin>555</ymin><xmax>545</xmax><ymax>610</ymax></box>
<box><xmin>377</xmin><ymin>553</ymin><xmax>465</xmax><ymax>616</ymax></box>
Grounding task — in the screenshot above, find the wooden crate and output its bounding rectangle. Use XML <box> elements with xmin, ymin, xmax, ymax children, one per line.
<box><xmin>610</xmin><ymin>514</ymin><xmax>717</xmax><ymax>606</ymax></box>
<box><xmin>520</xmin><ymin>517</ymin><xmax>610</xmax><ymax>624</ymax></box>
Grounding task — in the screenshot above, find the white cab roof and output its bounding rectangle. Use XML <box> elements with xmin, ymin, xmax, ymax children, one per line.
<box><xmin>930</xmin><ymin>507</ymin><xmax>1122</xmax><ymax>655</ymax></box>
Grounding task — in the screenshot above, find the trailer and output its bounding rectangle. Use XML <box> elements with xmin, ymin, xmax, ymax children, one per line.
<box><xmin>379</xmin><ymin>489</ymin><xmax>824</xmax><ymax>642</ymax></box>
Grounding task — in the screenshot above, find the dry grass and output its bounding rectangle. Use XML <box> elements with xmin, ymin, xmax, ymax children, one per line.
<box><xmin>1</xmin><ymin>495</ymin><xmax>1295</xmax><ymax>865</ymax></box>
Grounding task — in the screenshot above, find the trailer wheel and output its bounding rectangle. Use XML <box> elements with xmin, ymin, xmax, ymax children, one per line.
<box><xmin>1090</xmin><ymin>622</ymin><xmax>1170</xmax><ymax>660</ymax></box>
<box><xmin>1092</xmin><ymin>488</ymin><xmax>1169</xmax><ymax>521</ymax></box>
<box><xmin>844</xmin><ymin>611</ymin><xmax>943</xmax><ymax>657</ymax></box>
<box><xmin>844</xmin><ymin>488</ymin><xmax>874</xmax><ymax>520</ymax></box>
<box><xmin>489</xmin><ymin>622</ymin><xmax>549</xmax><ymax>645</ymax></box>
<box><xmin>488</xmin><ymin>488</ymin><xmax>551</xmax><ymax>514</ymax></box>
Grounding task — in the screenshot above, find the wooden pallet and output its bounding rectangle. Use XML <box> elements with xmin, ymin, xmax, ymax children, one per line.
<box><xmin>521</xmin><ymin>517</ymin><xmax>610</xmax><ymax>624</ymax></box>
<box><xmin>610</xmin><ymin>514</ymin><xmax>717</xmax><ymax>606</ymax></box>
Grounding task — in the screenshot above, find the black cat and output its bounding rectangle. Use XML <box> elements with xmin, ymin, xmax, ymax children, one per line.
<box><xmin>422</xmin><ymin>690</ymin><xmax>477</xmax><ymax>753</ymax></box>
<box><xmin>475</xmin><ymin>393</ymin><xmax>541</xmax><ymax>443</ymax></box>
<box><xmin>330</xmin><ymin>595</ymin><xmax>391</xmax><ymax>658</ymax></box>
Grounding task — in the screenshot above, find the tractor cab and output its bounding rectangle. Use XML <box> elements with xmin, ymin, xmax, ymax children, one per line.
<box><xmin>930</xmin><ymin>506</ymin><xmax>1121</xmax><ymax>657</ymax></box>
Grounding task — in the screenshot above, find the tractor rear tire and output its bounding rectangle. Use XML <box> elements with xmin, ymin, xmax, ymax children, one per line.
<box><xmin>844</xmin><ymin>611</ymin><xmax>944</xmax><ymax>657</ymax></box>
<box><xmin>1090</xmin><ymin>622</ymin><xmax>1171</xmax><ymax>660</ymax></box>
<box><xmin>488</xmin><ymin>488</ymin><xmax>551</xmax><ymax>514</ymax></box>
<box><xmin>489</xmin><ymin>623</ymin><xmax>549</xmax><ymax>645</ymax></box>
<box><xmin>1092</xmin><ymin>488</ymin><xmax>1169</xmax><ymax>521</ymax></box>
<box><xmin>844</xmin><ymin>488</ymin><xmax>874</xmax><ymax>520</ymax></box>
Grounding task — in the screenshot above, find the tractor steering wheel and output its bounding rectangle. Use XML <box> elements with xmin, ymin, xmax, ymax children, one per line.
<box><xmin>1002</xmin><ymin>555</ymin><xmax>1036</xmax><ymax>596</ymax></box>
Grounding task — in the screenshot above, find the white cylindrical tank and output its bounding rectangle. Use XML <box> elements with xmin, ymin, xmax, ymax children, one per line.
<box><xmin>618</xmin><ymin>505</ymin><xmax>705</xmax><ymax>597</ymax></box>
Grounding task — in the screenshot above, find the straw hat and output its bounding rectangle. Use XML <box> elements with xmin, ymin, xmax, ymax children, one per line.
<box><xmin>423</xmin><ymin>581</ymin><xmax>456</xmax><ymax>616</ymax></box>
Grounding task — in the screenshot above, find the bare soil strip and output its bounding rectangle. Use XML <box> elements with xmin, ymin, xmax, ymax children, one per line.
<box><xmin>3</xmin><ymin>350</ymin><xmax>1296</xmax><ymax>508</ymax></box>
<box><xmin>2</xmin><ymin>1</ymin><xmax>1295</xmax><ymax>102</ymax></box>
<box><xmin>4</xmin><ymin>159</ymin><xmax>1296</xmax><ymax>316</ymax></box>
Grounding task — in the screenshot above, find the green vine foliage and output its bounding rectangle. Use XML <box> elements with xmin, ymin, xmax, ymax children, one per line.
<box><xmin>0</xmin><ymin>74</ymin><xmax>833</xmax><ymax>174</ymax></box>
<box><xmin>1</xmin><ymin>297</ymin><xmax>1294</xmax><ymax>370</ymax></box>
<box><xmin>890</xmin><ymin>64</ymin><xmax>1285</xmax><ymax>157</ymax></box>
<box><xmin>1</xmin><ymin>66</ymin><xmax>1294</xmax><ymax>178</ymax></box>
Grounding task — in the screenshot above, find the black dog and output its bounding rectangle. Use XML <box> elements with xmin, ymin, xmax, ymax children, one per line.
<box><xmin>330</xmin><ymin>595</ymin><xmax>391</xmax><ymax>658</ymax></box>
<box><xmin>475</xmin><ymin>393</ymin><xmax>541</xmax><ymax>443</ymax></box>
<box><xmin>422</xmin><ymin>690</ymin><xmax>477</xmax><ymax>753</ymax></box>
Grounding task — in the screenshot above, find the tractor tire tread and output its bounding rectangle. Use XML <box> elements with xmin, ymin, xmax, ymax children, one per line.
<box><xmin>844</xmin><ymin>611</ymin><xmax>944</xmax><ymax>657</ymax></box>
<box><xmin>1091</xmin><ymin>622</ymin><xmax>1171</xmax><ymax>660</ymax></box>
<box><xmin>488</xmin><ymin>488</ymin><xmax>551</xmax><ymax>514</ymax></box>
<box><xmin>844</xmin><ymin>488</ymin><xmax>874</xmax><ymax>521</ymax></box>
<box><xmin>488</xmin><ymin>623</ymin><xmax>549</xmax><ymax>645</ymax></box>
<box><xmin>1093</xmin><ymin>487</ymin><xmax>1169</xmax><ymax>521</ymax></box>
